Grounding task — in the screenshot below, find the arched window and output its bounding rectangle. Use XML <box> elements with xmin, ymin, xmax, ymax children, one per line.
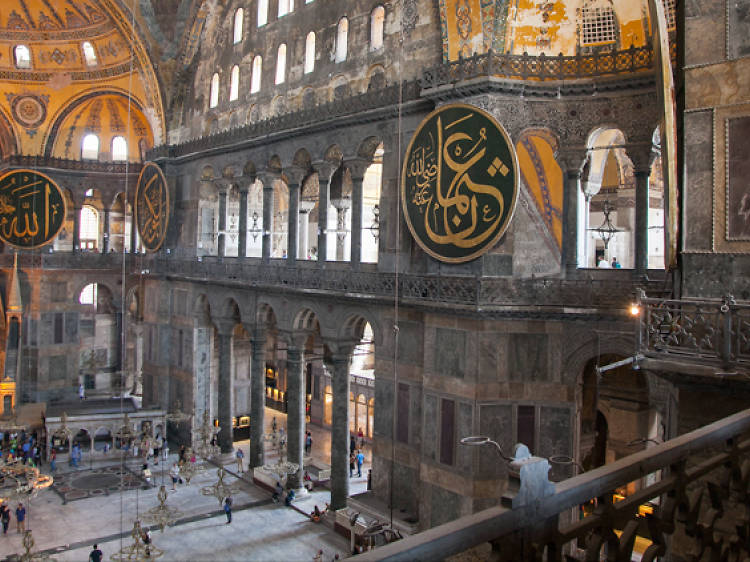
<box><xmin>580</xmin><ymin>1</ymin><xmax>617</xmax><ymax>45</ymax></box>
<box><xmin>257</xmin><ymin>0</ymin><xmax>268</xmax><ymax>27</ymax></box>
<box><xmin>233</xmin><ymin>8</ymin><xmax>244</xmax><ymax>44</ymax></box>
<box><xmin>79</xmin><ymin>283</ymin><xmax>97</xmax><ymax>305</ymax></box>
<box><xmin>336</xmin><ymin>17</ymin><xmax>348</xmax><ymax>63</ymax></box>
<box><xmin>80</xmin><ymin>206</ymin><xmax>99</xmax><ymax>250</ymax></box>
<box><xmin>111</xmin><ymin>136</ymin><xmax>127</xmax><ymax>161</ymax></box>
<box><xmin>251</xmin><ymin>56</ymin><xmax>262</xmax><ymax>93</ymax></box>
<box><xmin>304</xmin><ymin>32</ymin><xmax>315</xmax><ymax>74</ymax></box>
<box><xmin>662</xmin><ymin>0</ymin><xmax>676</xmax><ymax>31</ymax></box>
<box><xmin>230</xmin><ymin>65</ymin><xmax>240</xmax><ymax>101</ymax></box>
<box><xmin>209</xmin><ymin>72</ymin><xmax>220</xmax><ymax>108</ymax></box>
<box><xmin>370</xmin><ymin>6</ymin><xmax>385</xmax><ymax>51</ymax></box>
<box><xmin>82</xmin><ymin>41</ymin><xmax>98</xmax><ymax>66</ymax></box>
<box><xmin>278</xmin><ymin>0</ymin><xmax>292</xmax><ymax>17</ymax></box>
<box><xmin>275</xmin><ymin>44</ymin><xmax>286</xmax><ymax>85</ymax></box>
<box><xmin>82</xmin><ymin>134</ymin><xmax>100</xmax><ymax>160</ymax></box>
<box><xmin>14</xmin><ymin>45</ymin><xmax>31</xmax><ymax>68</ymax></box>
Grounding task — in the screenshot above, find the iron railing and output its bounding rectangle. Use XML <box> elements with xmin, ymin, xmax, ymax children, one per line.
<box><xmin>357</xmin><ymin>407</ymin><xmax>750</xmax><ymax>561</ymax></box>
<box><xmin>637</xmin><ymin>291</ymin><xmax>750</xmax><ymax>369</ymax></box>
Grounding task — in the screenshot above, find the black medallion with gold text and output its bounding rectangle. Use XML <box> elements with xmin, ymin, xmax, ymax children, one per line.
<box><xmin>401</xmin><ymin>104</ymin><xmax>519</xmax><ymax>263</ymax></box>
<box><xmin>0</xmin><ymin>169</ymin><xmax>66</xmax><ymax>249</ymax></box>
<box><xmin>135</xmin><ymin>162</ymin><xmax>170</xmax><ymax>252</ymax></box>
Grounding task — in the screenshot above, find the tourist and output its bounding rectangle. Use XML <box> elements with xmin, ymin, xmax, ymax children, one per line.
<box><xmin>356</xmin><ymin>449</ymin><xmax>365</xmax><ymax>477</ymax></box>
<box><xmin>349</xmin><ymin>436</ymin><xmax>356</xmax><ymax>455</ymax></box>
<box><xmin>284</xmin><ymin>488</ymin><xmax>295</xmax><ymax>507</ymax></box>
<box><xmin>142</xmin><ymin>463</ymin><xmax>152</xmax><ymax>485</ymax></box>
<box><xmin>357</xmin><ymin>427</ymin><xmax>364</xmax><ymax>448</ymax></box>
<box><xmin>303</xmin><ymin>470</ymin><xmax>314</xmax><ymax>491</ymax></box>
<box><xmin>141</xmin><ymin>527</ymin><xmax>151</xmax><ymax>557</ymax></box>
<box><xmin>310</xmin><ymin>505</ymin><xmax>322</xmax><ymax>522</ymax></box>
<box><xmin>49</xmin><ymin>449</ymin><xmax>56</xmax><ymax>472</ymax></box>
<box><xmin>272</xmin><ymin>417</ymin><xmax>277</xmax><ymax>432</ymax></box>
<box><xmin>89</xmin><ymin>543</ymin><xmax>103</xmax><ymax>562</ymax></box>
<box><xmin>0</xmin><ymin>503</ymin><xmax>9</xmax><ymax>534</ymax></box>
<box><xmin>313</xmin><ymin>549</ymin><xmax>324</xmax><ymax>562</ymax></box>
<box><xmin>179</xmin><ymin>445</ymin><xmax>186</xmax><ymax>463</ymax></box>
<box><xmin>169</xmin><ymin>463</ymin><xmax>180</xmax><ymax>490</ymax></box>
<box><xmin>15</xmin><ymin>502</ymin><xmax>25</xmax><ymax>533</ymax></box>
<box><xmin>305</xmin><ymin>431</ymin><xmax>312</xmax><ymax>454</ymax></box>
<box><xmin>349</xmin><ymin>452</ymin><xmax>355</xmax><ymax>478</ymax></box>
<box><xmin>78</xmin><ymin>383</ymin><xmax>85</xmax><ymax>400</ymax></box>
<box><xmin>235</xmin><ymin>447</ymin><xmax>244</xmax><ymax>473</ymax></box>
<box><xmin>597</xmin><ymin>257</ymin><xmax>611</xmax><ymax>268</ymax></box>
<box><xmin>611</xmin><ymin>257</ymin><xmax>621</xmax><ymax>268</ymax></box>
<box><xmin>273</xmin><ymin>481</ymin><xmax>283</xmax><ymax>503</ymax></box>
<box><xmin>223</xmin><ymin>495</ymin><xmax>233</xmax><ymax>524</ymax></box>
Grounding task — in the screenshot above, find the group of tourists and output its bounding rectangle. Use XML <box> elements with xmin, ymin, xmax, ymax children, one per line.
<box><xmin>0</xmin><ymin>431</ymin><xmax>42</xmax><ymax>467</ymax></box>
<box><xmin>0</xmin><ymin>501</ymin><xmax>25</xmax><ymax>535</ymax></box>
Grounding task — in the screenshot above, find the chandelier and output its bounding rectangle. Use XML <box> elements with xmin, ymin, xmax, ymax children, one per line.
<box><xmin>192</xmin><ymin>412</ymin><xmax>220</xmax><ymax>460</ymax></box>
<box><xmin>110</xmin><ymin>520</ymin><xmax>164</xmax><ymax>561</ymax></box>
<box><xmin>200</xmin><ymin>466</ymin><xmax>241</xmax><ymax>507</ymax></box>
<box><xmin>17</xmin><ymin>529</ymin><xmax>57</xmax><ymax>562</ymax></box>
<box><xmin>142</xmin><ymin>485</ymin><xmax>183</xmax><ymax>532</ymax></box>
<box><xmin>0</xmin><ymin>462</ymin><xmax>53</xmax><ymax>503</ymax></box>
<box><xmin>258</xmin><ymin>429</ymin><xmax>299</xmax><ymax>482</ymax></box>
<box><xmin>177</xmin><ymin>448</ymin><xmax>204</xmax><ymax>485</ymax></box>
<box><xmin>588</xmin><ymin>199</ymin><xmax>623</xmax><ymax>250</ymax></box>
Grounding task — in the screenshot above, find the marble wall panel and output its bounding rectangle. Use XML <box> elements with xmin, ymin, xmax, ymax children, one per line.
<box><xmin>683</xmin><ymin>111</ymin><xmax>713</xmax><ymax>251</ymax></box>
<box><xmin>434</xmin><ymin>328</ymin><xmax>466</xmax><ymax>378</ymax></box>
<box><xmin>457</xmin><ymin>401</ymin><xmax>473</xmax><ymax>474</ymax></box>
<box><xmin>684</xmin><ymin>0</ymin><xmax>725</xmax><ymax>66</ymax></box>
<box><xmin>539</xmin><ymin>405</ymin><xmax>573</xmax><ymax>481</ymax></box>
<box><xmin>728</xmin><ymin>0</ymin><xmax>750</xmax><ymax>59</ymax></box>
<box><xmin>429</xmin><ymin>484</ymin><xmax>463</xmax><ymax>527</ymax></box>
<box><xmin>397</xmin><ymin>320</ymin><xmax>424</xmax><ymax>366</ymax></box>
<box><xmin>508</xmin><ymin>333</ymin><xmax>548</xmax><ymax>381</ymax></box>
<box><xmin>423</xmin><ymin>394</ymin><xmax>438</xmax><ymax>462</ymax></box>
<box><xmin>374</xmin><ymin>379</ymin><xmax>394</xmax><ymax>437</ymax></box>
<box><xmin>478</xmin><ymin>403</ymin><xmax>512</xmax><ymax>479</ymax></box>
<box><xmin>64</xmin><ymin>312</ymin><xmax>78</xmax><ymax>342</ymax></box>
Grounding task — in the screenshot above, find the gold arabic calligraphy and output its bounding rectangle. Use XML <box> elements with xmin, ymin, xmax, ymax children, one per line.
<box><xmin>406</xmin><ymin>111</ymin><xmax>510</xmax><ymax>250</ymax></box>
<box><xmin>136</xmin><ymin>163</ymin><xmax>169</xmax><ymax>251</ymax></box>
<box><xmin>0</xmin><ymin>171</ymin><xmax>64</xmax><ymax>248</ymax></box>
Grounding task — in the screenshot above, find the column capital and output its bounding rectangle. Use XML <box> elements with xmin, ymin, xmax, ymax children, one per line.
<box><xmin>326</xmin><ymin>340</ymin><xmax>357</xmax><ymax>363</ymax></box>
<box><xmin>344</xmin><ymin>158</ymin><xmax>371</xmax><ymax>181</ymax></box>
<box><xmin>281</xmin><ymin>330</ymin><xmax>309</xmax><ymax>351</ymax></box>
<box><xmin>236</xmin><ymin>175</ymin><xmax>255</xmax><ymax>193</ymax></box>
<box><xmin>213</xmin><ymin>178</ymin><xmax>231</xmax><ymax>193</ymax></box>
<box><xmin>627</xmin><ymin>143</ymin><xmax>658</xmax><ymax>175</ymax></box>
<box><xmin>555</xmin><ymin>148</ymin><xmax>589</xmax><ymax>176</ymax></box>
<box><xmin>313</xmin><ymin>161</ymin><xmax>339</xmax><ymax>182</ymax></box>
<box><xmin>213</xmin><ymin>318</ymin><xmax>236</xmax><ymax>337</ymax></box>
<box><xmin>257</xmin><ymin>170</ymin><xmax>280</xmax><ymax>189</ymax></box>
<box><xmin>282</xmin><ymin>166</ymin><xmax>308</xmax><ymax>188</ymax></box>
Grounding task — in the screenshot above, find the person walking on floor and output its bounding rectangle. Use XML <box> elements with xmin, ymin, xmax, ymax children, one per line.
<box><xmin>349</xmin><ymin>452</ymin><xmax>355</xmax><ymax>478</ymax></box>
<box><xmin>224</xmin><ymin>495</ymin><xmax>233</xmax><ymax>524</ymax></box>
<box><xmin>169</xmin><ymin>463</ymin><xmax>180</xmax><ymax>491</ymax></box>
<box><xmin>49</xmin><ymin>448</ymin><xmax>57</xmax><ymax>472</ymax></box>
<box><xmin>0</xmin><ymin>503</ymin><xmax>10</xmax><ymax>534</ymax></box>
<box><xmin>305</xmin><ymin>431</ymin><xmax>312</xmax><ymax>454</ymax></box>
<box><xmin>89</xmin><ymin>544</ymin><xmax>103</xmax><ymax>562</ymax></box>
<box><xmin>15</xmin><ymin>503</ymin><xmax>25</xmax><ymax>533</ymax></box>
<box><xmin>235</xmin><ymin>447</ymin><xmax>244</xmax><ymax>473</ymax></box>
<box><xmin>356</xmin><ymin>450</ymin><xmax>365</xmax><ymax>478</ymax></box>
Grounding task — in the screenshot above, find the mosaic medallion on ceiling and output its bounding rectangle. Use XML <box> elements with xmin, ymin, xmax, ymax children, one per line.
<box><xmin>7</xmin><ymin>93</ymin><xmax>48</xmax><ymax>132</ymax></box>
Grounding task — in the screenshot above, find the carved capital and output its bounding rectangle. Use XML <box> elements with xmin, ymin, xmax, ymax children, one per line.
<box><xmin>257</xmin><ymin>170</ymin><xmax>280</xmax><ymax>189</ymax></box>
<box><xmin>282</xmin><ymin>166</ymin><xmax>308</xmax><ymax>188</ymax></box>
<box><xmin>213</xmin><ymin>178</ymin><xmax>231</xmax><ymax>194</ymax></box>
<box><xmin>555</xmin><ymin>148</ymin><xmax>589</xmax><ymax>176</ymax></box>
<box><xmin>313</xmin><ymin>161</ymin><xmax>339</xmax><ymax>183</ymax></box>
<box><xmin>627</xmin><ymin>143</ymin><xmax>658</xmax><ymax>175</ymax></box>
<box><xmin>344</xmin><ymin>158</ymin><xmax>371</xmax><ymax>182</ymax></box>
<box><xmin>213</xmin><ymin>318</ymin><xmax>236</xmax><ymax>337</ymax></box>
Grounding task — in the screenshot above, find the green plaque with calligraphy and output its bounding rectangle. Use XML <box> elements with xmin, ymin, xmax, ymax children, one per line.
<box><xmin>0</xmin><ymin>169</ymin><xmax>66</xmax><ymax>249</ymax></box>
<box><xmin>401</xmin><ymin>104</ymin><xmax>519</xmax><ymax>263</ymax></box>
<box><xmin>135</xmin><ymin>162</ymin><xmax>170</xmax><ymax>252</ymax></box>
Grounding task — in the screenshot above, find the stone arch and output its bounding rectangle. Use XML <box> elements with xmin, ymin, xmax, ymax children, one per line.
<box><xmin>193</xmin><ymin>294</ymin><xmax>212</xmax><ymax>325</ymax></box>
<box><xmin>292</xmin><ymin>148</ymin><xmax>313</xmax><ymax>171</ymax></box>
<box><xmin>73</xmin><ymin>279</ymin><xmax>118</xmax><ymax>309</ymax></box>
<box><xmin>338</xmin><ymin>310</ymin><xmax>383</xmax><ymax>347</ymax></box>
<box><xmin>356</xmin><ymin>136</ymin><xmax>383</xmax><ymax>161</ymax></box>
<box><xmin>216</xmin><ymin>296</ymin><xmax>241</xmax><ymax>325</ymax></box>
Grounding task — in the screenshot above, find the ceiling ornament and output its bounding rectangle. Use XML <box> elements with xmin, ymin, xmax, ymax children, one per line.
<box><xmin>10</xmin><ymin>94</ymin><xmax>48</xmax><ymax>130</ymax></box>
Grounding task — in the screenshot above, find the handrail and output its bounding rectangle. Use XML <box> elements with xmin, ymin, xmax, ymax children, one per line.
<box><xmin>0</xmin><ymin>155</ymin><xmax>141</xmax><ymax>175</ymax></box>
<box><xmin>356</xmin><ymin>407</ymin><xmax>750</xmax><ymax>561</ymax></box>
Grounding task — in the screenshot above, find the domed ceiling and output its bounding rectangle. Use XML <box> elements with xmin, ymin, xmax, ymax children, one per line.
<box><xmin>0</xmin><ymin>0</ymin><xmax>164</xmax><ymax>159</ymax></box>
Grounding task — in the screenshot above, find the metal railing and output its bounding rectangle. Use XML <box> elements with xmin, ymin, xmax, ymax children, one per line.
<box><xmin>636</xmin><ymin>291</ymin><xmax>750</xmax><ymax>369</ymax></box>
<box><xmin>357</xmin><ymin>408</ymin><xmax>750</xmax><ymax>561</ymax></box>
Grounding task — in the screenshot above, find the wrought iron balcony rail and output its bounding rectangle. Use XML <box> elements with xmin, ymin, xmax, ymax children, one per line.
<box><xmin>420</xmin><ymin>43</ymin><xmax>676</xmax><ymax>90</ymax></box>
<box><xmin>147</xmin><ymin>80</ymin><xmax>423</xmax><ymax>160</ymax></box>
<box><xmin>358</xmin><ymin>407</ymin><xmax>750</xmax><ymax>561</ymax></box>
<box><xmin>0</xmin><ymin>155</ymin><xmax>141</xmax><ymax>175</ymax></box>
<box><xmin>636</xmin><ymin>292</ymin><xmax>750</xmax><ymax>370</ymax></box>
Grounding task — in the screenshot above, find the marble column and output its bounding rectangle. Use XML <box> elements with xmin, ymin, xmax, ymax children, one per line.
<box><xmin>330</xmin><ymin>349</ymin><xmax>352</xmax><ymax>510</ymax></box>
<box><xmin>249</xmin><ymin>331</ymin><xmax>267</xmax><ymax>468</ymax></box>
<box><xmin>286</xmin><ymin>344</ymin><xmax>305</xmax><ymax>489</ymax></box>
<box><xmin>129</xmin><ymin>205</ymin><xmax>137</xmax><ymax>253</ymax></box>
<box><xmin>102</xmin><ymin>208</ymin><xmax>111</xmax><ymax>253</ymax></box>
<box><xmin>261</xmin><ymin>177</ymin><xmax>276</xmax><ymax>262</ymax></box>
<box><xmin>558</xmin><ymin>150</ymin><xmax>587</xmax><ymax>274</ymax></box>
<box><xmin>315</xmin><ymin>163</ymin><xmax>336</xmax><ymax>265</ymax></box>
<box><xmin>346</xmin><ymin>159</ymin><xmax>369</xmax><ymax>268</ymax></box>
<box><xmin>286</xmin><ymin>179</ymin><xmax>300</xmax><ymax>265</ymax></box>
<box><xmin>217</xmin><ymin>187</ymin><xmax>228</xmax><ymax>257</ymax></box>
<box><xmin>332</xmin><ymin>200</ymin><xmax>350</xmax><ymax>262</ymax></box>
<box><xmin>72</xmin><ymin>205</ymin><xmax>82</xmax><ymax>253</ymax></box>
<box><xmin>238</xmin><ymin>183</ymin><xmax>249</xmax><ymax>258</ymax></box>
<box><xmin>298</xmin><ymin>202</ymin><xmax>314</xmax><ymax>259</ymax></box>
<box><xmin>631</xmin><ymin>147</ymin><xmax>655</xmax><ymax>275</ymax></box>
<box><xmin>215</xmin><ymin>320</ymin><xmax>234</xmax><ymax>454</ymax></box>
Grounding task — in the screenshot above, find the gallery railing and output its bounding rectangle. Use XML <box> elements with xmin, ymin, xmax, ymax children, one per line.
<box><xmin>0</xmin><ymin>155</ymin><xmax>141</xmax><ymax>175</ymax></box>
<box><xmin>420</xmin><ymin>43</ymin><xmax>676</xmax><ymax>89</ymax></box>
<box><xmin>357</xmin><ymin>407</ymin><xmax>750</xmax><ymax>561</ymax></box>
<box><xmin>636</xmin><ymin>291</ymin><xmax>750</xmax><ymax>370</ymax></box>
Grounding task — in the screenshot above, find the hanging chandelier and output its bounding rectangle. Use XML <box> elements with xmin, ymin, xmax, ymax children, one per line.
<box><xmin>142</xmin><ymin>485</ymin><xmax>183</xmax><ymax>532</ymax></box>
<box><xmin>588</xmin><ymin>199</ymin><xmax>623</xmax><ymax>250</ymax></box>
<box><xmin>110</xmin><ymin>520</ymin><xmax>164</xmax><ymax>561</ymax></box>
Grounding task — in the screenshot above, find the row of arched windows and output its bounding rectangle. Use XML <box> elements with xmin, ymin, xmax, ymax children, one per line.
<box><xmin>210</xmin><ymin>7</ymin><xmax>385</xmax><ymax>108</ymax></box>
<box><xmin>12</xmin><ymin>41</ymin><xmax>98</xmax><ymax>70</ymax></box>
<box><xmin>234</xmin><ymin>0</ymin><xmax>316</xmax><ymax>38</ymax></box>
<box><xmin>81</xmin><ymin>134</ymin><xmax>128</xmax><ymax>161</ymax></box>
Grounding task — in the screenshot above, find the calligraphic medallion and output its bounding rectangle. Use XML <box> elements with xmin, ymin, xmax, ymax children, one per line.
<box><xmin>135</xmin><ymin>162</ymin><xmax>170</xmax><ymax>252</ymax></box>
<box><xmin>0</xmin><ymin>169</ymin><xmax>66</xmax><ymax>249</ymax></box>
<box><xmin>401</xmin><ymin>104</ymin><xmax>519</xmax><ymax>263</ymax></box>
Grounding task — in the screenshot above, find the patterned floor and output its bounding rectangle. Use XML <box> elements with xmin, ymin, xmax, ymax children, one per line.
<box><xmin>51</xmin><ymin>465</ymin><xmax>147</xmax><ymax>503</ymax></box>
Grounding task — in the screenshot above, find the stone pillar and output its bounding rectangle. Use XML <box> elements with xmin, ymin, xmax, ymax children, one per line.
<box><xmin>314</xmin><ymin>163</ymin><xmax>336</xmax><ymax>265</ymax></box>
<box><xmin>217</xmin><ymin>184</ymin><xmax>228</xmax><ymax>257</ymax></box>
<box><xmin>285</xmin><ymin>342</ymin><xmax>305</xmax><ymax>489</ymax></box>
<box><xmin>72</xmin><ymin>205</ymin><xmax>82</xmax><ymax>253</ymax></box>
<box><xmin>261</xmin><ymin>174</ymin><xmax>277</xmax><ymax>262</ymax></box>
<box><xmin>631</xmin><ymin>146</ymin><xmax>655</xmax><ymax>275</ymax></box>
<box><xmin>332</xmin><ymin>200</ymin><xmax>350</xmax><ymax>261</ymax></box>
<box><xmin>249</xmin><ymin>330</ymin><xmax>267</xmax><ymax>468</ymax></box>
<box><xmin>330</xmin><ymin>348</ymin><xmax>353</xmax><ymax>510</ymax></box>
<box><xmin>557</xmin><ymin>150</ymin><xmax>588</xmax><ymax>274</ymax></box>
<box><xmin>238</xmin><ymin>181</ymin><xmax>250</xmax><ymax>258</ymax></box>
<box><xmin>285</xmin><ymin>168</ymin><xmax>305</xmax><ymax>266</ymax></box>
<box><xmin>346</xmin><ymin>160</ymin><xmax>369</xmax><ymax>268</ymax></box>
<box><xmin>298</xmin><ymin>202</ymin><xmax>314</xmax><ymax>259</ymax></box>
<box><xmin>129</xmin><ymin>204</ymin><xmax>137</xmax><ymax>253</ymax></box>
<box><xmin>215</xmin><ymin>319</ymin><xmax>235</xmax><ymax>454</ymax></box>
<box><xmin>102</xmin><ymin>207</ymin><xmax>111</xmax><ymax>253</ymax></box>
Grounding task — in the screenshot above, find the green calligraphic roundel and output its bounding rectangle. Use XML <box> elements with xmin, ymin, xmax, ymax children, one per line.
<box><xmin>401</xmin><ymin>104</ymin><xmax>519</xmax><ymax>263</ymax></box>
<box><xmin>0</xmin><ymin>169</ymin><xmax>66</xmax><ymax>249</ymax></box>
<box><xmin>135</xmin><ymin>162</ymin><xmax>170</xmax><ymax>252</ymax></box>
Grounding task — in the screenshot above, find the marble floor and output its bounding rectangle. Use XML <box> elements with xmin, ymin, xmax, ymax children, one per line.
<box><xmin>0</xmin><ymin>407</ymin><xmax>371</xmax><ymax>561</ymax></box>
